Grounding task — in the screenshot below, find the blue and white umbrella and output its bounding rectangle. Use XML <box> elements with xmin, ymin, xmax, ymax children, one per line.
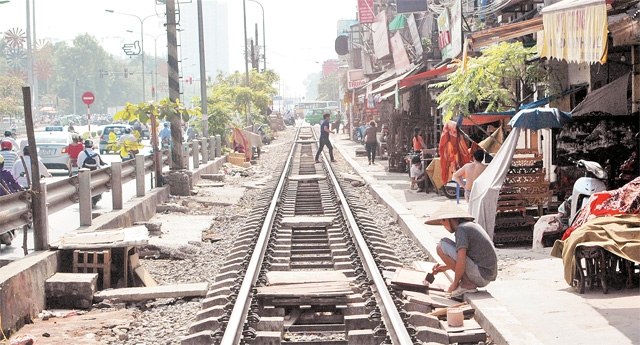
<box><xmin>508</xmin><ymin>107</ymin><xmax>573</xmax><ymax>131</ymax></box>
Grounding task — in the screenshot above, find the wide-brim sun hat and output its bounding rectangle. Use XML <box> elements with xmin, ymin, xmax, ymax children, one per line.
<box><xmin>424</xmin><ymin>202</ymin><xmax>475</xmax><ymax>225</ymax></box>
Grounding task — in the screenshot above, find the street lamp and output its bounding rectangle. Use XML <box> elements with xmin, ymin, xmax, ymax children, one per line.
<box><xmin>247</xmin><ymin>0</ymin><xmax>266</xmax><ymax>72</ymax></box>
<box><xmin>106</xmin><ymin>10</ymin><xmax>157</xmax><ymax>102</ymax></box>
<box><xmin>128</xmin><ymin>30</ymin><xmax>164</xmax><ymax>101</ymax></box>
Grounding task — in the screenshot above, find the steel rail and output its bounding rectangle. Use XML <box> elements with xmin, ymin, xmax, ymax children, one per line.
<box><xmin>321</xmin><ymin>131</ymin><xmax>413</xmax><ymax>344</ymax></box>
<box><xmin>220</xmin><ymin>126</ymin><xmax>301</xmax><ymax>345</ymax></box>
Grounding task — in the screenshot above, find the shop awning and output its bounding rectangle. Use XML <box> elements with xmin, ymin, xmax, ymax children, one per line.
<box><xmin>470</xmin><ymin>17</ymin><xmax>543</xmax><ymax>49</ymax></box>
<box><xmin>398</xmin><ymin>64</ymin><xmax>457</xmax><ymax>88</ymax></box>
<box><xmin>459</xmin><ymin>114</ymin><xmax>513</xmax><ymax>126</ymax></box>
<box><xmin>540</xmin><ymin>0</ymin><xmax>609</xmax><ymax>64</ymax></box>
<box><xmin>572</xmin><ymin>72</ymin><xmax>630</xmax><ymax>116</ymax></box>
<box><xmin>370</xmin><ymin>69</ymin><xmax>413</xmax><ymax>95</ymax></box>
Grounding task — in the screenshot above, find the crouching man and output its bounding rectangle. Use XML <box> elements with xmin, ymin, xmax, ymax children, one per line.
<box><xmin>424</xmin><ymin>203</ymin><xmax>497</xmax><ymax>299</ymax></box>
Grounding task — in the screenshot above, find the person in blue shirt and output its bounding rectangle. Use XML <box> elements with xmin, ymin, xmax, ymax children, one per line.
<box><xmin>159</xmin><ymin>122</ymin><xmax>171</xmax><ymax>147</ymax></box>
<box><xmin>314</xmin><ymin>113</ymin><xmax>336</xmax><ymax>163</ymax></box>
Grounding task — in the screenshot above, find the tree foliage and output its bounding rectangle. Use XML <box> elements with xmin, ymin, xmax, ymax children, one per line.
<box><xmin>317</xmin><ymin>72</ymin><xmax>340</xmax><ymax>102</ymax></box>
<box><xmin>0</xmin><ymin>76</ymin><xmax>26</xmax><ymax>119</ymax></box>
<box><xmin>432</xmin><ymin>42</ymin><xmax>547</xmax><ymax>121</ymax></box>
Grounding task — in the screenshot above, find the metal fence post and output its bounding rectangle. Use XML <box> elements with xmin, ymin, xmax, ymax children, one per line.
<box><xmin>215</xmin><ymin>134</ymin><xmax>221</xmax><ymax>157</ymax></box>
<box><xmin>193</xmin><ymin>140</ymin><xmax>200</xmax><ymax>169</ymax></box>
<box><xmin>33</xmin><ymin>182</ymin><xmax>49</xmax><ymax>250</ymax></box>
<box><xmin>209</xmin><ymin>136</ymin><xmax>216</xmax><ymax>160</ymax></box>
<box><xmin>111</xmin><ymin>162</ymin><xmax>123</xmax><ymax>210</ymax></box>
<box><xmin>78</xmin><ymin>169</ymin><xmax>92</xmax><ymax>226</ymax></box>
<box><xmin>136</xmin><ymin>154</ymin><xmax>145</xmax><ymax>197</ymax></box>
<box><xmin>201</xmin><ymin>137</ymin><xmax>209</xmax><ymax>163</ymax></box>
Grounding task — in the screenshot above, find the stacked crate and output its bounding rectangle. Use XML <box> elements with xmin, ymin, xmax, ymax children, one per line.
<box><xmin>494</xmin><ymin>151</ymin><xmax>551</xmax><ymax>244</ymax></box>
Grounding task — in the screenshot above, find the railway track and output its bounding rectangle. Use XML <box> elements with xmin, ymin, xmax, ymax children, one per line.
<box><xmin>182</xmin><ymin>126</ymin><xmax>488</xmax><ymax>345</ymax></box>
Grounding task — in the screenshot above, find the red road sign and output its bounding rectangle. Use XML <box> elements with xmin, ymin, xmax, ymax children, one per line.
<box><xmin>82</xmin><ymin>92</ymin><xmax>95</xmax><ymax>106</ymax></box>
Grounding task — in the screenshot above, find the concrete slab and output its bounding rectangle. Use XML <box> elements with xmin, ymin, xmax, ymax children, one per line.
<box><xmin>146</xmin><ymin>214</ymin><xmax>213</xmax><ymax>246</ymax></box>
<box><xmin>46</xmin><ymin>273</ymin><xmax>98</xmax><ymax>309</ymax></box>
<box><xmin>280</xmin><ymin>216</ymin><xmax>334</xmax><ymax>228</ymax></box>
<box><xmin>94</xmin><ymin>282</ymin><xmax>209</xmax><ymax>302</ymax></box>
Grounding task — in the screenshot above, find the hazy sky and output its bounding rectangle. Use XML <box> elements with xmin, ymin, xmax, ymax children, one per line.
<box><xmin>0</xmin><ymin>0</ymin><xmax>356</xmax><ymax>93</ymax></box>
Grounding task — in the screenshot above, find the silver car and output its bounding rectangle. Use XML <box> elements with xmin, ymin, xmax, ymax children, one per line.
<box><xmin>35</xmin><ymin>129</ymin><xmax>72</xmax><ymax>176</ymax></box>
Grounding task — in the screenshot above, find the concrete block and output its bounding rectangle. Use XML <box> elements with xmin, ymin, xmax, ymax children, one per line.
<box><xmin>209</xmin><ymin>278</ymin><xmax>236</xmax><ymax>290</ymax></box>
<box><xmin>216</xmin><ymin>270</ymin><xmax>240</xmax><ymax>282</ymax></box>
<box><xmin>188</xmin><ymin>317</ymin><xmax>221</xmax><ymax>334</ymax></box>
<box><xmin>205</xmin><ymin>286</ymin><xmax>230</xmax><ymax>299</ymax></box>
<box><xmin>415</xmin><ymin>325</ymin><xmax>449</xmax><ymax>344</ymax></box>
<box><xmin>404</xmin><ymin>301</ymin><xmax>432</xmax><ymax>314</ymax></box>
<box><xmin>201</xmin><ymin>295</ymin><xmax>228</xmax><ymax>309</ymax></box>
<box><xmin>343</xmin><ymin>302</ymin><xmax>368</xmax><ymax>315</ymax></box>
<box><xmin>197</xmin><ymin>307</ymin><xmax>227</xmax><ymax>325</ymax></box>
<box><xmin>344</xmin><ymin>315</ymin><xmax>377</xmax><ymax>331</ymax></box>
<box><xmin>408</xmin><ymin>311</ymin><xmax>440</xmax><ymax>328</ymax></box>
<box><xmin>181</xmin><ymin>330</ymin><xmax>214</xmax><ymax>345</ymax></box>
<box><xmin>0</xmin><ymin>251</ymin><xmax>58</xmax><ymax>335</ymax></box>
<box><xmin>256</xmin><ymin>331</ymin><xmax>283</xmax><ymax>345</ymax></box>
<box><xmin>255</xmin><ymin>316</ymin><xmax>284</xmax><ymax>331</ymax></box>
<box><xmin>348</xmin><ymin>329</ymin><xmax>377</xmax><ymax>345</ymax></box>
<box><xmin>46</xmin><ymin>273</ymin><xmax>98</xmax><ymax>310</ymax></box>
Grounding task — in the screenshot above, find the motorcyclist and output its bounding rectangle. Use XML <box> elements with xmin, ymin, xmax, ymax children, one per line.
<box><xmin>11</xmin><ymin>146</ymin><xmax>52</xmax><ymax>188</ymax></box>
<box><xmin>77</xmin><ymin>139</ymin><xmax>106</xmax><ymax>207</ymax></box>
<box><xmin>159</xmin><ymin>122</ymin><xmax>171</xmax><ymax>149</ymax></box>
<box><xmin>2</xmin><ymin>130</ymin><xmax>20</xmax><ymax>154</ymax></box>
<box><xmin>118</xmin><ymin>127</ymin><xmax>139</xmax><ymax>161</ymax></box>
<box><xmin>67</xmin><ymin>134</ymin><xmax>84</xmax><ymax>175</ymax></box>
<box><xmin>68</xmin><ymin>122</ymin><xmax>75</xmax><ymax>133</ymax></box>
<box><xmin>0</xmin><ymin>141</ymin><xmax>19</xmax><ymax>173</ymax></box>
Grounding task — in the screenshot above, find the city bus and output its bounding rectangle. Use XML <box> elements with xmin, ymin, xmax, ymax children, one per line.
<box><xmin>294</xmin><ymin>100</ymin><xmax>339</xmax><ymax>117</ymax></box>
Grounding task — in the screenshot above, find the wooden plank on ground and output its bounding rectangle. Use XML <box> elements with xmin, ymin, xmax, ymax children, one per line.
<box><xmin>403</xmin><ymin>290</ymin><xmax>459</xmax><ymax>308</ymax></box>
<box><xmin>266</xmin><ymin>271</ymin><xmax>350</xmax><ymax>285</ymax></box>
<box><xmin>280</xmin><ymin>216</ymin><xmax>334</xmax><ymax>228</ymax></box>
<box><xmin>413</xmin><ymin>261</ymin><xmax>452</xmax><ymax>290</ymax></box>
<box><xmin>257</xmin><ymin>281</ymin><xmax>352</xmax><ymax>298</ymax></box>
<box><xmin>94</xmin><ymin>282</ymin><xmax>208</xmax><ymax>302</ymax></box>
<box><xmin>134</xmin><ymin>266</ymin><xmax>158</xmax><ymax>287</ymax></box>
<box><xmin>427</xmin><ymin>303</ymin><xmax>467</xmax><ymax>317</ymax></box>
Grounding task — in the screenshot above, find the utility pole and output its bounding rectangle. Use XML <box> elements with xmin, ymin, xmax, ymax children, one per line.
<box><xmin>166</xmin><ymin>0</ymin><xmax>184</xmax><ymax>170</ymax></box>
<box><xmin>243</xmin><ymin>0</ymin><xmax>252</xmax><ymax>126</ymax></box>
<box><xmin>197</xmin><ymin>0</ymin><xmax>209</xmax><ymax>137</ymax></box>
<box><xmin>255</xmin><ymin>23</ymin><xmax>260</xmax><ymax>72</ymax></box>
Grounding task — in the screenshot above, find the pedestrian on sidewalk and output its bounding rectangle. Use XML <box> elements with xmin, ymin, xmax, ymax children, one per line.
<box><xmin>315</xmin><ymin>113</ymin><xmax>336</xmax><ymax>163</ymax></box>
<box><xmin>410</xmin><ymin>156</ymin><xmax>426</xmax><ymax>192</ymax></box>
<box><xmin>412</xmin><ymin>127</ymin><xmax>426</xmax><ymax>154</ymax></box>
<box><xmin>363</xmin><ymin>120</ymin><xmax>378</xmax><ymax>165</ymax></box>
<box><xmin>424</xmin><ymin>203</ymin><xmax>497</xmax><ymax>300</ymax></box>
<box><xmin>452</xmin><ymin>149</ymin><xmax>487</xmax><ymax>202</ymax></box>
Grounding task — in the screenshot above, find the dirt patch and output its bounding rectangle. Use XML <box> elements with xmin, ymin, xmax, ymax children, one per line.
<box><xmin>5</xmin><ymin>309</ymin><xmax>136</xmax><ymax>344</ymax></box>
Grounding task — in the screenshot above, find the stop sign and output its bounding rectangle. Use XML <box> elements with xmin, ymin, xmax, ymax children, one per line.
<box><xmin>82</xmin><ymin>92</ymin><xmax>95</xmax><ymax>106</ymax></box>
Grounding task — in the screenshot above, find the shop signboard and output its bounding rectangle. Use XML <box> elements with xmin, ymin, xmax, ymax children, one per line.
<box><xmin>348</xmin><ymin>69</ymin><xmax>366</xmax><ymax>89</ymax></box>
<box><xmin>358</xmin><ymin>0</ymin><xmax>375</xmax><ymax>23</ymax></box>
<box><xmin>437</xmin><ymin>7</ymin><xmax>452</xmax><ymax>59</ymax></box>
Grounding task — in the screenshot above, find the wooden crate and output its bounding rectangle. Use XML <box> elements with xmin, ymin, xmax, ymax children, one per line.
<box><xmin>228</xmin><ymin>152</ymin><xmax>248</xmax><ymax>167</ymax></box>
<box><xmin>73</xmin><ymin>249</ymin><xmax>111</xmax><ymax>290</ymax></box>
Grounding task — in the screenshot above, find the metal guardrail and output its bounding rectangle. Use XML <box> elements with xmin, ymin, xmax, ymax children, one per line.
<box><xmin>0</xmin><ymin>135</ymin><xmax>221</xmax><ymax>238</ymax></box>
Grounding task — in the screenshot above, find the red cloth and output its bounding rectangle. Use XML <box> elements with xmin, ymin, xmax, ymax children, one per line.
<box><xmin>439</xmin><ymin>121</ymin><xmax>472</xmax><ymax>184</ymax></box>
<box><xmin>562</xmin><ymin>176</ymin><xmax>640</xmax><ymax>240</ymax></box>
<box><xmin>67</xmin><ymin>143</ymin><xmax>84</xmax><ymax>159</ymax></box>
<box><xmin>413</xmin><ymin>135</ymin><xmax>424</xmax><ymax>151</ymax></box>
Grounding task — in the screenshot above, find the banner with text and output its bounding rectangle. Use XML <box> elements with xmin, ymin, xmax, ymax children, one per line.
<box><xmin>541</xmin><ymin>1</ymin><xmax>608</xmax><ymax>64</ymax></box>
<box><xmin>358</xmin><ymin>0</ymin><xmax>375</xmax><ymax>24</ymax></box>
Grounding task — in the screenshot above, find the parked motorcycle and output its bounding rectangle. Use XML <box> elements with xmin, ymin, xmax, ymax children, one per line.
<box><xmin>536</xmin><ymin>159</ymin><xmax>608</xmax><ymax>247</ymax></box>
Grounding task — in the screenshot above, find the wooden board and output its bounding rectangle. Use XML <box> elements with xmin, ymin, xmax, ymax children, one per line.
<box><xmin>391</xmin><ymin>268</ymin><xmax>430</xmax><ymax>288</ymax></box>
<box><xmin>412</xmin><ymin>261</ymin><xmax>452</xmax><ymax>291</ymax></box>
<box><xmin>134</xmin><ymin>266</ymin><xmax>158</xmax><ymax>287</ymax></box>
<box><xmin>403</xmin><ymin>290</ymin><xmax>459</xmax><ymax>308</ymax></box>
<box><xmin>257</xmin><ymin>281</ymin><xmax>352</xmax><ymax>298</ymax></box>
<box><xmin>266</xmin><ymin>271</ymin><xmax>350</xmax><ymax>285</ymax></box>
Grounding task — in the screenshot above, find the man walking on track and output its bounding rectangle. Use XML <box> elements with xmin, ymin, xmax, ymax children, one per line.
<box><xmin>315</xmin><ymin>113</ymin><xmax>336</xmax><ymax>163</ymax></box>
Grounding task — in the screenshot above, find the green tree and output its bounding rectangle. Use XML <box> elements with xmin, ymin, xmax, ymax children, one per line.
<box><xmin>432</xmin><ymin>42</ymin><xmax>547</xmax><ymax>121</ymax></box>
<box><xmin>0</xmin><ymin>76</ymin><xmax>26</xmax><ymax>120</ymax></box>
<box><xmin>317</xmin><ymin>72</ymin><xmax>340</xmax><ymax>102</ymax></box>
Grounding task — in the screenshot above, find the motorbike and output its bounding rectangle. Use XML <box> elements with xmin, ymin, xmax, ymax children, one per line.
<box><xmin>161</xmin><ymin>138</ymin><xmax>171</xmax><ymax>150</ymax></box>
<box><xmin>569</xmin><ymin>159</ymin><xmax>608</xmax><ymax>225</ymax></box>
<box><xmin>537</xmin><ymin>159</ymin><xmax>607</xmax><ymax>247</ymax></box>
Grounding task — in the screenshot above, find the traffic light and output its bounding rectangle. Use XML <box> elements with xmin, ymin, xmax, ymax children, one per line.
<box><xmin>151</xmin><ymin>87</ymin><xmax>156</xmax><ymax>98</ymax></box>
<box><xmin>189</xmin><ymin>77</ymin><xmax>193</xmax><ymax>85</ymax></box>
<box><xmin>124</xmin><ymin>68</ymin><xmax>128</xmax><ymax>78</ymax></box>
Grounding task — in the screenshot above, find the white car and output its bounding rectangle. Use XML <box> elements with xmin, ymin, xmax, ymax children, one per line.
<box><xmin>35</xmin><ymin>127</ymin><xmax>72</xmax><ymax>175</ymax></box>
